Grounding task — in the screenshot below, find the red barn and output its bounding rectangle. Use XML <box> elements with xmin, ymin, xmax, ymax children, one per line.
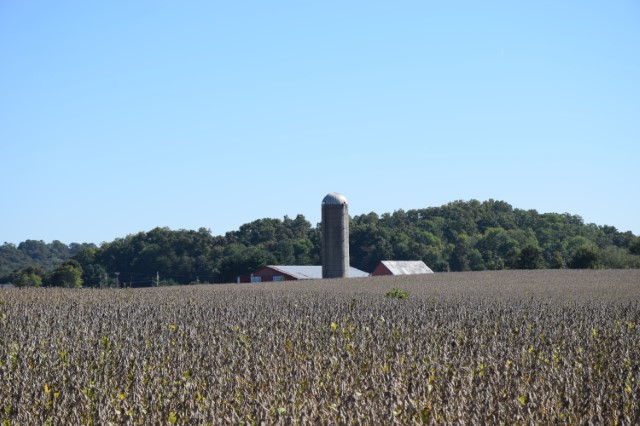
<box><xmin>371</xmin><ymin>260</ymin><xmax>434</xmax><ymax>276</ymax></box>
<box><xmin>238</xmin><ymin>265</ymin><xmax>369</xmax><ymax>283</ymax></box>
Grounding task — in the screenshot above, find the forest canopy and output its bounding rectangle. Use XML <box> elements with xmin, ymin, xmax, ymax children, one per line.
<box><xmin>2</xmin><ymin>200</ymin><xmax>639</xmax><ymax>287</ymax></box>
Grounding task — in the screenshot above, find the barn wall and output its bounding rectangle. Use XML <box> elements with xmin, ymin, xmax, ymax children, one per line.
<box><xmin>239</xmin><ymin>267</ymin><xmax>296</xmax><ymax>283</ymax></box>
<box><xmin>371</xmin><ymin>263</ymin><xmax>392</xmax><ymax>276</ymax></box>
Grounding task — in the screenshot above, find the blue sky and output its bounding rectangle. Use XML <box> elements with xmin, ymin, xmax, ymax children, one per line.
<box><xmin>1</xmin><ymin>1</ymin><xmax>639</xmax><ymax>245</ymax></box>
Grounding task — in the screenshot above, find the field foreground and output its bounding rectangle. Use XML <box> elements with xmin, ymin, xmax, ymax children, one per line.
<box><xmin>1</xmin><ymin>269</ymin><xmax>639</xmax><ymax>424</ymax></box>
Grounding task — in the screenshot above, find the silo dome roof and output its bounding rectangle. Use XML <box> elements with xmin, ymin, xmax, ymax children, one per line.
<box><xmin>322</xmin><ymin>192</ymin><xmax>348</xmax><ymax>205</ymax></box>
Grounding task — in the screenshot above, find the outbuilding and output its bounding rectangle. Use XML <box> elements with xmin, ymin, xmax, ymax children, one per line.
<box><xmin>371</xmin><ymin>260</ymin><xmax>434</xmax><ymax>276</ymax></box>
<box><xmin>238</xmin><ymin>265</ymin><xmax>369</xmax><ymax>283</ymax></box>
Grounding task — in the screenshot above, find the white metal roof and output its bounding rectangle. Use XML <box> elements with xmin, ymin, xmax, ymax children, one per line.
<box><xmin>380</xmin><ymin>260</ymin><xmax>434</xmax><ymax>275</ymax></box>
<box><xmin>322</xmin><ymin>192</ymin><xmax>348</xmax><ymax>205</ymax></box>
<box><xmin>266</xmin><ymin>265</ymin><xmax>369</xmax><ymax>279</ymax></box>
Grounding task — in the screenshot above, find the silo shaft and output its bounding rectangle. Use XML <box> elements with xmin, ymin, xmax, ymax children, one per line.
<box><xmin>322</xmin><ymin>193</ymin><xmax>350</xmax><ymax>279</ymax></box>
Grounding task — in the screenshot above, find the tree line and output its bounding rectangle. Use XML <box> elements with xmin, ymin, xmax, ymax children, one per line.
<box><xmin>2</xmin><ymin>200</ymin><xmax>639</xmax><ymax>287</ymax></box>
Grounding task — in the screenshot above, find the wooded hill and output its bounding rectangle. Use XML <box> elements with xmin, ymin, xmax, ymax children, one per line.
<box><xmin>2</xmin><ymin>200</ymin><xmax>640</xmax><ymax>287</ymax></box>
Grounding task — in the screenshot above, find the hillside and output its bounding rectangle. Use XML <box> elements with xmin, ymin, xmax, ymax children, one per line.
<box><xmin>2</xmin><ymin>199</ymin><xmax>639</xmax><ymax>287</ymax></box>
<box><xmin>0</xmin><ymin>240</ymin><xmax>95</xmax><ymax>279</ymax></box>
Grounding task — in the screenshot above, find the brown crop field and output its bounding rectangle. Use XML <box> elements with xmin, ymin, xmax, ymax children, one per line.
<box><xmin>1</xmin><ymin>269</ymin><xmax>639</xmax><ymax>424</ymax></box>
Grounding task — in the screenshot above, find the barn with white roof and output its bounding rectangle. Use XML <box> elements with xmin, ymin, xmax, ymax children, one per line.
<box><xmin>238</xmin><ymin>265</ymin><xmax>369</xmax><ymax>283</ymax></box>
<box><xmin>371</xmin><ymin>260</ymin><xmax>434</xmax><ymax>276</ymax></box>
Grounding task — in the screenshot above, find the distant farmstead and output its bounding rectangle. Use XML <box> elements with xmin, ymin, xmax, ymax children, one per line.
<box><xmin>238</xmin><ymin>265</ymin><xmax>369</xmax><ymax>283</ymax></box>
<box><xmin>372</xmin><ymin>260</ymin><xmax>434</xmax><ymax>276</ymax></box>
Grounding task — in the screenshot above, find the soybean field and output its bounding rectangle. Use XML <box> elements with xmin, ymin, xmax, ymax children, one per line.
<box><xmin>1</xmin><ymin>269</ymin><xmax>639</xmax><ymax>424</ymax></box>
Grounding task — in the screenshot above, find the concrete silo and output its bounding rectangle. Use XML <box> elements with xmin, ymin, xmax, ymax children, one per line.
<box><xmin>322</xmin><ymin>192</ymin><xmax>350</xmax><ymax>279</ymax></box>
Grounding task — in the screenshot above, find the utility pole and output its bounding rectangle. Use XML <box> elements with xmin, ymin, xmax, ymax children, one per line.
<box><xmin>115</xmin><ymin>272</ymin><xmax>120</xmax><ymax>289</ymax></box>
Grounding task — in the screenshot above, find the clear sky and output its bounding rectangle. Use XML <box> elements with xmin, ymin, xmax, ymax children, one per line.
<box><xmin>1</xmin><ymin>1</ymin><xmax>639</xmax><ymax>245</ymax></box>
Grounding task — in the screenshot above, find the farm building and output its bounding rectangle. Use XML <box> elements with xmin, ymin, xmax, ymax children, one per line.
<box><xmin>322</xmin><ymin>192</ymin><xmax>350</xmax><ymax>279</ymax></box>
<box><xmin>238</xmin><ymin>265</ymin><xmax>369</xmax><ymax>283</ymax></box>
<box><xmin>371</xmin><ymin>260</ymin><xmax>434</xmax><ymax>276</ymax></box>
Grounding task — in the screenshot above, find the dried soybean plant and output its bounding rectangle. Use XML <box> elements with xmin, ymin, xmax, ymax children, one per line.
<box><xmin>0</xmin><ymin>269</ymin><xmax>639</xmax><ymax>424</ymax></box>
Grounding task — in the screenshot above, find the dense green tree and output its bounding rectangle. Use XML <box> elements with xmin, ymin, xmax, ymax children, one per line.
<box><xmin>73</xmin><ymin>247</ymin><xmax>108</xmax><ymax>287</ymax></box>
<box><xmin>600</xmin><ymin>246</ymin><xmax>640</xmax><ymax>269</ymax></box>
<box><xmin>423</xmin><ymin>247</ymin><xmax>450</xmax><ymax>272</ymax></box>
<box><xmin>1</xmin><ymin>240</ymin><xmax>96</xmax><ymax>279</ymax></box>
<box><xmin>390</xmin><ymin>232</ymin><xmax>413</xmax><ymax>260</ymax></box>
<box><xmin>350</xmin><ymin>220</ymin><xmax>394</xmax><ymax>272</ymax></box>
<box><xmin>292</xmin><ymin>238</ymin><xmax>314</xmax><ymax>265</ymax></box>
<box><xmin>548</xmin><ymin>251</ymin><xmax>565</xmax><ymax>269</ymax></box>
<box><xmin>568</xmin><ymin>245</ymin><xmax>601</xmax><ymax>269</ymax></box>
<box><xmin>0</xmin><ymin>243</ymin><xmax>29</xmax><ymax>280</ymax></box>
<box><xmin>450</xmin><ymin>233</ymin><xmax>472</xmax><ymax>272</ymax></box>
<box><xmin>476</xmin><ymin>228</ymin><xmax>519</xmax><ymax>267</ymax></box>
<box><xmin>517</xmin><ymin>245</ymin><xmax>545</xmax><ymax>269</ymax></box>
<box><xmin>18</xmin><ymin>240</ymin><xmax>49</xmax><ymax>261</ymax></box>
<box><xmin>564</xmin><ymin>236</ymin><xmax>592</xmax><ymax>261</ymax></box>
<box><xmin>468</xmin><ymin>248</ymin><xmax>486</xmax><ymax>271</ymax></box>
<box><xmin>46</xmin><ymin>260</ymin><xmax>83</xmax><ymax>288</ymax></box>
<box><xmin>7</xmin><ymin>265</ymin><xmax>45</xmax><ymax>287</ymax></box>
<box><xmin>217</xmin><ymin>245</ymin><xmax>276</xmax><ymax>283</ymax></box>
